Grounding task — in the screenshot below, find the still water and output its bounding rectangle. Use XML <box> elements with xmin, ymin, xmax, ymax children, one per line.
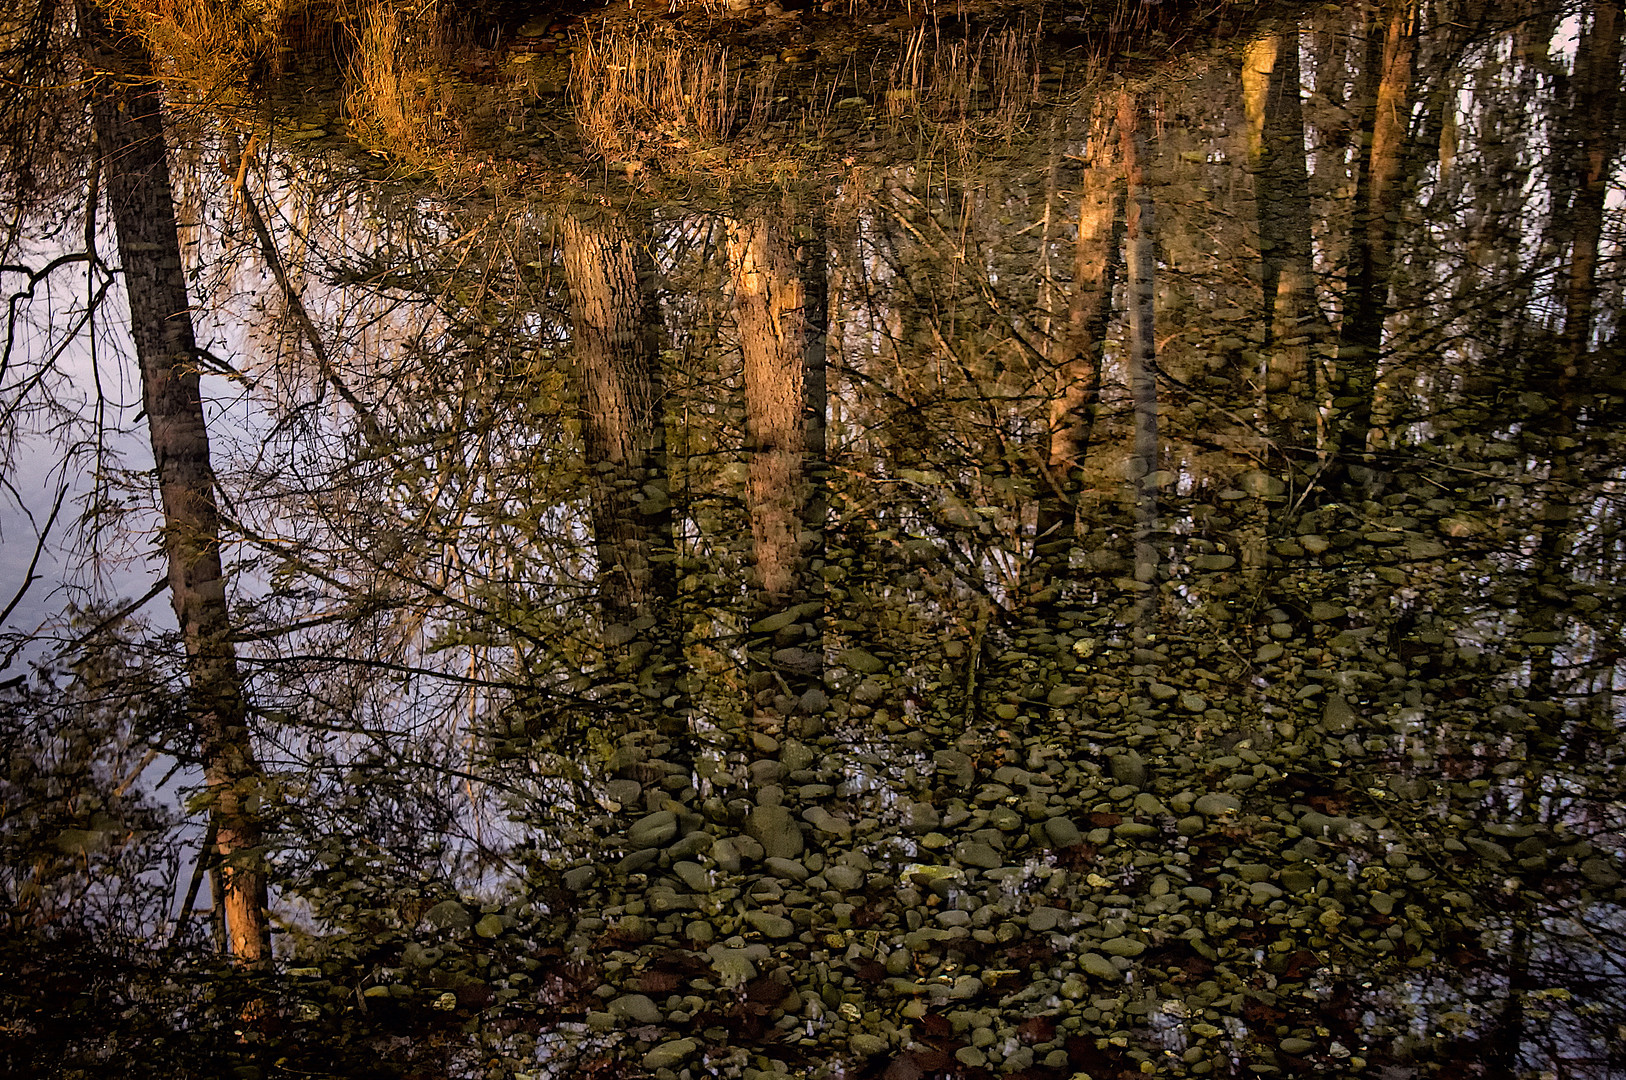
<box><xmin>3</xmin><ymin>0</ymin><xmax>1624</xmax><ymax>1077</ymax></box>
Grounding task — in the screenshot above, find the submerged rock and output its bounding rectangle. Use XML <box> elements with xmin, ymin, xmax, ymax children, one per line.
<box><xmin>627</xmin><ymin>810</ymin><xmax>679</xmax><ymax>848</ymax></box>
<box><xmin>642</xmin><ymin>1038</ymin><xmax>697</xmax><ymax>1070</ymax></box>
<box><xmin>746</xmin><ymin>805</ymin><xmax>805</xmax><ymax>860</ymax></box>
<box><xmin>744</xmin><ymin>910</ymin><xmax>795</xmax><ymax>938</ymax></box>
<box><xmin>1043</xmin><ymin>816</ymin><xmax>1082</xmax><ymax>847</ymax></box>
<box><xmin>609</xmin><ymin>993</ymin><xmax>663</xmax><ymax>1024</ymax></box>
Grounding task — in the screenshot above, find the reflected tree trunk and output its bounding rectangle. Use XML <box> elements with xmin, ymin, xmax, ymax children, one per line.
<box><xmin>1243</xmin><ymin>25</ymin><xmax>1320</xmax><ymax>452</ymax></box>
<box><xmin>1120</xmin><ymin>93</ymin><xmax>1160</xmax><ymax>629</ymax></box>
<box><xmin>559</xmin><ymin>210</ymin><xmax>683</xmax><ymax>738</ymax></box>
<box><xmin>728</xmin><ymin>200</ymin><xmax>828</xmax><ymax>727</ymax></box>
<box><xmin>1487</xmin><ymin>7</ymin><xmax>1622</xmax><ymax>1073</ymax></box>
<box><xmin>82</xmin><ymin>2</ymin><xmax>268</xmax><ymax>964</ymax></box>
<box><xmin>1032</xmin><ymin>100</ymin><xmax>1121</xmax><ymax>605</ymax></box>
<box><xmin>1329</xmin><ymin>0</ymin><xmax>1416</xmax><ymax>477</ymax></box>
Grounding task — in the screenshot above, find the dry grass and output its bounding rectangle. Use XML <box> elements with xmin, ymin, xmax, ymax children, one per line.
<box><xmin>885</xmin><ymin>21</ymin><xmax>1039</xmax><ymax>135</ymax></box>
<box><xmin>343</xmin><ymin>0</ymin><xmax>463</xmax><ymax>165</ymax></box>
<box><xmin>567</xmin><ymin>15</ymin><xmax>1042</xmax><ymax>173</ymax></box>
<box><xmin>569</xmin><ymin>28</ymin><xmax>754</xmax><ymax>160</ymax></box>
<box><xmin>111</xmin><ymin>0</ymin><xmax>279</xmax><ymax>96</ymax></box>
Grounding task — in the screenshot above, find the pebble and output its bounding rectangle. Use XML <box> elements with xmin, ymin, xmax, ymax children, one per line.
<box><xmin>1028</xmin><ymin>906</ymin><xmax>1067</xmax><ymax>932</ymax></box>
<box><xmin>609</xmin><ymin>994</ymin><xmax>663</xmax><ymax>1024</ymax></box>
<box><xmin>423</xmin><ymin>900</ymin><xmax>471</xmax><ymax>930</ymax></box>
<box><xmin>642</xmin><ymin>1038</ymin><xmax>696</xmax><ymax>1070</ymax></box>
<box><xmin>764</xmin><ymin>856</ymin><xmax>810</xmax><ymax>881</ymax></box>
<box><xmin>837</xmin><ymin>647</ymin><xmax>885</xmax><ymax>673</ymax></box>
<box><xmin>903</xmin><ymin>801</ymin><xmax>942</xmax><ymax>832</ymax></box>
<box><xmin>1101</xmin><ymin>936</ymin><xmax>1145</xmax><ymax>957</ymax></box>
<box><xmin>708</xmin><ymin>946</ymin><xmax>757</xmax><ymax>985</ymax></box>
<box><xmin>746</xmin><ymin>805</ymin><xmax>805</xmax><ymax>860</ymax></box>
<box><xmin>562</xmin><ymin>866</ymin><xmax>597</xmax><ymax>891</ymax></box>
<box><xmin>1193</xmin><ymin>793</ymin><xmax>1240</xmax><ymax>817</ymax></box>
<box><xmin>1114</xmin><ymin>822</ymin><xmax>1159</xmax><ymax>841</ymax></box>
<box><xmin>627</xmin><ymin>810</ymin><xmax>679</xmax><ymax>848</ymax></box>
<box><xmin>850</xmin><ymin>1033</ymin><xmax>888</xmax><ymax>1055</ymax></box>
<box><xmin>1108</xmin><ymin>751</ymin><xmax>1146</xmax><ymax>788</ymax></box>
<box><xmin>674</xmin><ymin>861</ymin><xmax>713</xmax><ymax>892</ymax></box>
<box><xmin>744</xmin><ymin>910</ymin><xmax>795</xmax><ymax>938</ymax></box>
<box><xmin>824</xmin><ymin>865</ymin><xmax>864</xmax><ymax>891</ymax></box>
<box><xmin>803</xmin><ymin>806</ymin><xmax>852</xmax><ymax>838</ymax></box>
<box><xmin>956</xmin><ymin>841</ymin><xmax>1003</xmax><ymax>869</ymax></box>
<box><xmin>1043</xmin><ymin>816</ymin><xmax>1082</xmax><ymax>846</ymax></box>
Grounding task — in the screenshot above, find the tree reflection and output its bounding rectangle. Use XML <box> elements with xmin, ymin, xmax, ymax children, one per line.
<box><xmin>2</xmin><ymin>0</ymin><xmax>1624</xmax><ymax>1077</ymax></box>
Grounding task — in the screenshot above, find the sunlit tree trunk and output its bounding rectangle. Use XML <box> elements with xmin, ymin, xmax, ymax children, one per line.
<box><xmin>82</xmin><ymin>2</ymin><xmax>268</xmax><ymax>964</ymax></box>
<box><xmin>1120</xmin><ymin>93</ymin><xmax>1160</xmax><ymax>629</ymax></box>
<box><xmin>1243</xmin><ymin>26</ymin><xmax>1319</xmax><ymax>452</ymax></box>
<box><xmin>728</xmin><ymin>201</ymin><xmax>828</xmax><ymax>726</ymax></box>
<box><xmin>1329</xmin><ymin>1</ymin><xmax>1415</xmax><ymax>476</ymax></box>
<box><xmin>559</xmin><ymin>210</ymin><xmax>683</xmax><ymax>736</ymax></box>
<box><xmin>1032</xmin><ymin>101</ymin><xmax>1121</xmax><ymax>604</ymax></box>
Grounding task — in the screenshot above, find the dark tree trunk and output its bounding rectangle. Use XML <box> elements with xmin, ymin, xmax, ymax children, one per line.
<box><xmin>1329</xmin><ymin>1</ymin><xmax>1416</xmax><ymax>475</ymax></box>
<box><xmin>1244</xmin><ymin>25</ymin><xmax>1320</xmax><ymax>451</ymax></box>
<box><xmin>560</xmin><ymin>210</ymin><xmax>684</xmax><ymax>738</ymax></box>
<box><xmin>82</xmin><ymin>1</ymin><xmax>269</xmax><ymax>964</ymax></box>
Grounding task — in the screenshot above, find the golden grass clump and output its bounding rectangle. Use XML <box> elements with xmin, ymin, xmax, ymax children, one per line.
<box><xmin>343</xmin><ymin>0</ymin><xmax>464</xmax><ymax>165</ymax></box>
<box><xmin>570</xmin><ymin>27</ymin><xmax>757</xmax><ymax>160</ymax></box>
<box><xmin>110</xmin><ymin>0</ymin><xmax>281</xmax><ymax>96</ymax></box>
<box><xmin>887</xmin><ymin>22</ymin><xmax>1039</xmax><ymax>134</ymax></box>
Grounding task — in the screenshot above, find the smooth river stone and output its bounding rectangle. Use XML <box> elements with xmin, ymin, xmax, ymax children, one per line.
<box><xmin>823</xmin><ymin>865</ymin><xmax>864</xmax><ymax>891</ymax></box>
<box><xmin>707</xmin><ymin>945</ymin><xmax>757</xmax><ymax>986</ymax></box>
<box><xmin>764</xmin><ymin>857</ymin><xmax>810</xmax><ymax>882</ymax></box>
<box><xmin>609</xmin><ymin>993</ymin><xmax>663</xmax><ymax>1024</ymax></box>
<box><xmin>643</xmin><ymin>1038</ymin><xmax>697</xmax><ymax>1070</ymax></box>
<box><xmin>626</xmin><ymin>810</ymin><xmax>679</xmax><ymax>848</ymax></box>
<box><xmin>1193</xmin><ymin>793</ymin><xmax>1240</xmax><ymax>817</ymax></box>
<box><xmin>1101</xmin><ymin>936</ymin><xmax>1145</xmax><ymax>957</ymax></box>
<box><xmin>803</xmin><ymin>806</ymin><xmax>852</xmax><ymax>838</ymax></box>
<box><xmin>744</xmin><ymin>910</ymin><xmax>795</xmax><ymax>938</ymax></box>
<box><xmin>1027</xmin><ymin>906</ymin><xmax>1067</xmax><ymax>932</ymax></box>
<box><xmin>1108</xmin><ymin>751</ymin><xmax>1146</xmax><ymax>788</ymax></box>
<box><xmin>746</xmin><ymin>804</ymin><xmax>804</xmax><ymax>860</ymax></box>
<box><xmin>1043</xmin><ymin>816</ymin><xmax>1082</xmax><ymax>847</ymax></box>
<box><xmin>956</xmin><ymin>842</ymin><xmax>1003</xmax><ymax>869</ymax></box>
<box><xmin>673</xmin><ymin>861</ymin><xmax>713</xmax><ymax>892</ymax></box>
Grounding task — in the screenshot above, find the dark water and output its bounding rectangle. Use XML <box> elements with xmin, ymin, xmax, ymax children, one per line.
<box><xmin>2</xmin><ymin>1</ymin><xmax>1624</xmax><ymax>1078</ymax></box>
